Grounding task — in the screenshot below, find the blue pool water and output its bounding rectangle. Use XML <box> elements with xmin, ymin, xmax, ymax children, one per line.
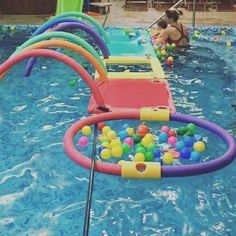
<box><xmin>0</xmin><ymin>26</ymin><xmax>236</xmax><ymax>235</ymax></box>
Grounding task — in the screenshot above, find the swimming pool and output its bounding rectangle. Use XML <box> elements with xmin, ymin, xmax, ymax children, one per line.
<box><xmin>0</xmin><ymin>25</ymin><xmax>236</xmax><ymax>235</ymax></box>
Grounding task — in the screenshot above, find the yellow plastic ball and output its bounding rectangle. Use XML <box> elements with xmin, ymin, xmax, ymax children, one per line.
<box><xmin>167</xmin><ymin>56</ymin><xmax>174</xmax><ymax>61</ymax></box>
<box><xmin>193</xmin><ymin>141</ymin><xmax>205</xmax><ymax>152</ymax></box>
<box><xmin>160</xmin><ymin>49</ymin><xmax>167</xmax><ymax>56</ymax></box>
<box><xmin>100</xmin><ymin>148</ymin><xmax>111</xmax><ymax>160</ymax></box>
<box><xmin>82</xmin><ymin>125</ymin><xmax>92</xmax><ymax>136</ymax></box>
<box><xmin>134</xmin><ymin>153</ymin><xmax>145</xmax><ymax>162</ymax></box>
<box><xmin>107</xmin><ymin>130</ymin><xmax>116</xmax><ymax>140</ymax></box>
<box><xmin>221</xmin><ymin>30</ymin><xmax>226</xmax><ymax>36</ymax></box>
<box><xmin>10</xmin><ymin>25</ymin><xmax>16</xmax><ymax>31</ymax></box>
<box><xmin>111</xmin><ymin>146</ymin><xmax>123</xmax><ymax>158</ymax></box>
<box><xmin>141</xmin><ymin>137</ymin><xmax>152</xmax><ymax>147</ymax></box>
<box><xmin>101</xmin><ymin>141</ymin><xmax>110</xmax><ymax>149</ymax></box>
<box><xmin>102</xmin><ymin>126</ymin><xmax>111</xmax><ymax>135</ymax></box>
<box><xmin>126</xmin><ymin>127</ymin><xmax>134</xmax><ymax>136</ymax></box>
<box><xmin>194</xmin><ymin>30</ymin><xmax>199</xmax><ymax>35</ymax></box>
<box><xmin>144</xmin><ymin>133</ymin><xmax>154</xmax><ymax>143</ymax></box>
<box><xmin>163</xmin><ymin>152</ymin><xmax>174</xmax><ymax>164</ymax></box>
<box><xmin>110</xmin><ymin>139</ymin><xmax>122</xmax><ymax>148</ymax></box>
<box><xmin>226</xmin><ymin>41</ymin><xmax>232</xmax><ymax>47</ymax></box>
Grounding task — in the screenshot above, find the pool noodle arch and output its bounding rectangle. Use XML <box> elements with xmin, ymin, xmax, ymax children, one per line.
<box><xmin>23</xmin><ymin>40</ymin><xmax>108</xmax><ymax>81</ymax></box>
<box><xmin>33</xmin><ymin>12</ymin><xmax>109</xmax><ymax>43</ymax></box>
<box><xmin>24</xmin><ymin>22</ymin><xmax>110</xmax><ymax>77</ymax></box>
<box><xmin>64</xmin><ymin>111</ymin><xmax>236</xmax><ymax>177</ymax></box>
<box><xmin>13</xmin><ymin>32</ymin><xmax>105</xmax><ymax>69</ymax></box>
<box><xmin>0</xmin><ymin>49</ymin><xmax>105</xmax><ymax>108</ymax></box>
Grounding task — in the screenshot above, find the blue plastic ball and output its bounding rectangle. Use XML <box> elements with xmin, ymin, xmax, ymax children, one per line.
<box><xmin>159</xmin><ymin>132</ymin><xmax>168</xmax><ymax>143</ymax></box>
<box><xmin>153</xmin><ymin>148</ymin><xmax>161</xmax><ymax>158</ymax></box>
<box><xmin>175</xmin><ymin>141</ymin><xmax>185</xmax><ymax>151</ymax></box>
<box><xmin>180</xmin><ymin>148</ymin><xmax>191</xmax><ymax>159</ymax></box>
<box><xmin>190</xmin><ymin>151</ymin><xmax>201</xmax><ymax>162</ymax></box>
<box><xmin>183</xmin><ymin>135</ymin><xmax>195</xmax><ymax>147</ymax></box>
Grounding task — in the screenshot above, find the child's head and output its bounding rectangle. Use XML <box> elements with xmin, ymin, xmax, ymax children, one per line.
<box><xmin>157</xmin><ymin>20</ymin><xmax>168</xmax><ymax>29</ymax></box>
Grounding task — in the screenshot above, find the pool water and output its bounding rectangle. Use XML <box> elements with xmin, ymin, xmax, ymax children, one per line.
<box><xmin>0</xmin><ymin>26</ymin><xmax>236</xmax><ymax>235</ymax></box>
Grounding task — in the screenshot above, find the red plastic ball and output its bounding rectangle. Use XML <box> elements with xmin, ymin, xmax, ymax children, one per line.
<box><xmin>168</xmin><ymin>130</ymin><xmax>176</xmax><ymax>137</ymax></box>
<box><xmin>136</xmin><ymin>123</ymin><xmax>149</xmax><ymax>137</ymax></box>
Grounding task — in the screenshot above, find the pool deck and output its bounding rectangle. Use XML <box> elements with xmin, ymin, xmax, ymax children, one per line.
<box><xmin>0</xmin><ymin>2</ymin><xmax>236</xmax><ymax>27</ymax></box>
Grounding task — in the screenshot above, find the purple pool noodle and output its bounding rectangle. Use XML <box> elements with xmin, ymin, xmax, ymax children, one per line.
<box><xmin>161</xmin><ymin>113</ymin><xmax>236</xmax><ymax>177</ymax></box>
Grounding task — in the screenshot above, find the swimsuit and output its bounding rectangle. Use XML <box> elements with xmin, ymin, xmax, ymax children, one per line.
<box><xmin>166</xmin><ymin>24</ymin><xmax>188</xmax><ymax>46</ymax></box>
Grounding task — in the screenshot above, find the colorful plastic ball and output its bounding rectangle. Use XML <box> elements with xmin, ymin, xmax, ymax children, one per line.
<box><xmin>110</xmin><ymin>139</ymin><xmax>122</xmax><ymax>148</ymax></box>
<box><xmin>107</xmin><ymin>130</ymin><xmax>116</xmax><ymax>140</ymax></box>
<box><xmin>141</xmin><ymin>137</ymin><xmax>152</xmax><ymax>147</ymax></box>
<box><xmin>160</xmin><ymin>49</ymin><xmax>167</xmax><ymax>56</ymax></box>
<box><xmin>183</xmin><ymin>135</ymin><xmax>195</xmax><ymax>147</ymax></box>
<box><xmin>78</xmin><ymin>136</ymin><xmax>89</xmax><ymax>147</ymax></box>
<box><xmin>82</xmin><ymin>126</ymin><xmax>92</xmax><ymax>136</ymax></box>
<box><xmin>135</xmin><ymin>146</ymin><xmax>146</xmax><ymax>155</ymax></box>
<box><xmin>186</xmin><ymin>123</ymin><xmax>196</xmax><ymax>132</ymax></box>
<box><xmin>166</xmin><ymin>59</ymin><xmax>173</xmax><ymax>66</ymax></box>
<box><xmin>190</xmin><ymin>151</ymin><xmax>201</xmax><ymax>162</ymax></box>
<box><xmin>124</xmin><ymin>137</ymin><xmax>134</xmax><ymax>147</ymax></box>
<box><xmin>144</xmin><ymin>133</ymin><xmax>154</xmax><ymax>143</ymax></box>
<box><xmin>153</xmin><ymin>148</ymin><xmax>161</xmax><ymax>158</ymax></box>
<box><xmin>111</xmin><ymin>146</ymin><xmax>123</xmax><ymax>158</ymax></box>
<box><xmin>168</xmin><ymin>136</ymin><xmax>177</xmax><ymax>147</ymax></box>
<box><xmin>132</xmin><ymin>134</ymin><xmax>141</xmax><ymax>143</ymax></box>
<box><xmin>147</xmin><ymin>143</ymin><xmax>156</xmax><ymax>152</ymax></box>
<box><xmin>69</xmin><ymin>80</ymin><xmax>76</xmax><ymax>87</ymax></box>
<box><xmin>1</xmin><ymin>26</ymin><xmax>8</xmax><ymax>32</ymax></box>
<box><xmin>159</xmin><ymin>132</ymin><xmax>168</xmax><ymax>143</ymax></box>
<box><xmin>163</xmin><ymin>152</ymin><xmax>174</xmax><ymax>164</ymax></box>
<box><xmin>102</xmin><ymin>126</ymin><xmax>111</xmax><ymax>135</ymax></box>
<box><xmin>168</xmin><ymin>149</ymin><xmax>180</xmax><ymax>158</ymax></box>
<box><xmin>170</xmin><ymin>43</ymin><xmax>176</xmax><ymax>49</ymax></box>
<box><xmin>100</xmin><ymin>148</ymin><xmax>111</xmax><ymax>159</ymax></box>
<box><xmin>168</xmin><ymin>130</ymin><xmax>176</xmax><ymax>137</ymax></box>
<box><xmin>180</xmin><ymin>148</ymin><xmax>191</xmax><ymax>159</ymax></box>
<box><xmin>221</xmin><ymin>30</ymin><xmax>227</xmax><ymax>35</ymax></box>
<box><xmin>145</xmin><ymin>151</ymin><xmax>154</xmax><ymax>161</ymax></box>
<box><xmin>97</xmin><ymin>122</ymin><xmax>106</xmax><ymax>131</ymax></box>
<box><xmin>122</xmin><ymin>143</ymin><xmax>130</xmax><ymax>154</ymax></box>
<box><xmin>160</xmin><ymin>125</ymin><xmax>170</xmax><ymax>133</ymax></box>
<box><xmin>134</xmin><ymin>153</ymin><xmax>145</xmax><ymax>162</ymax></box>
<box><xmin>126</xmin><ymin>127</ymin><xmax>134</xmax><ymax>136</ymax></box>
<box><xmin>175</xmin><ymin>141</ymin><xmax>185</xmax><ymax>151</ymax></box>
<box><xmin>136</xmin><ymin>123</ymin><xmax>149</xmax><ymax>137</ymax></box>
<box><xmin>10</xmin><ymin>25</ymin><xmax>16</xmax><ymax>31</ymax></box>
<box><xmin>177</xmin><ymin>127</ymin><xmax>188</xmax><ymax>135</ymax></box>
<box><xmin>193</xmin><ymin>141</ymin><xmax>205</xmax><ymax>152</ymax></box>
<box><xmin>226</xmin><ymin>41</ymin><xmax>232</xmax><ymax>47</ymax></box>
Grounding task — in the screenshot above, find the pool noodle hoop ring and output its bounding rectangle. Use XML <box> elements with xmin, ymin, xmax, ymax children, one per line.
<box><xmin>64</xmin><ymin>110</ymin><xmax>236</xmax><ymax>178</ymax></box>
